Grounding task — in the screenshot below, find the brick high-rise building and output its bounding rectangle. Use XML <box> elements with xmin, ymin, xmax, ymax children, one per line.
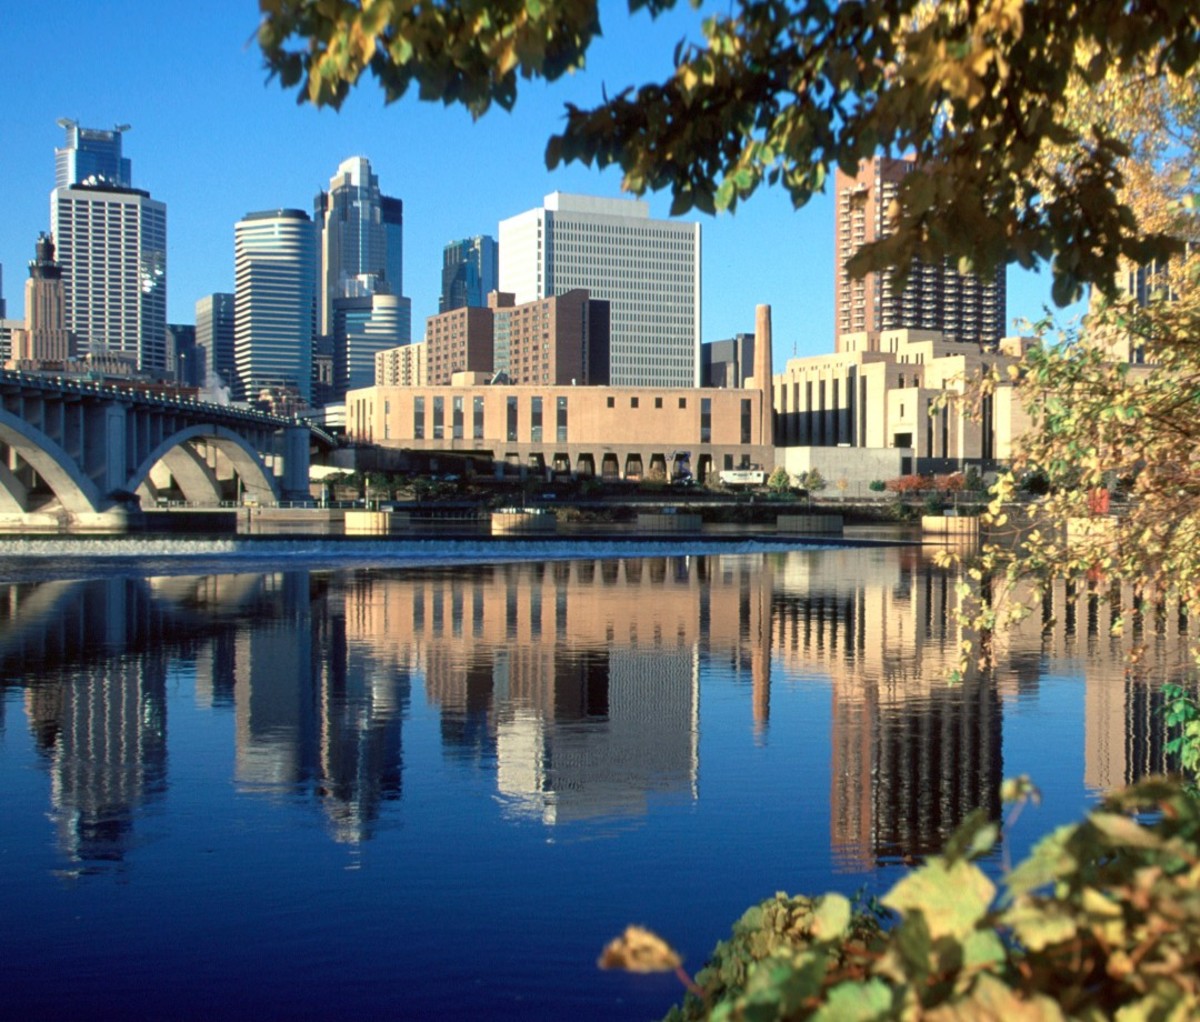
<box><xmin>490</xmin><ymin>289</ymin><xmax>609</xmax><ymax>387</ymax></box>
<box><xmin>835</xmin><ymin>156</ymin><xmax>1005</xmax><ymax>352</ymax></box>
<box><xmin>424</xmin><ymin>305</ymin><xmax>495</xmax><ymax>386</ymax></box>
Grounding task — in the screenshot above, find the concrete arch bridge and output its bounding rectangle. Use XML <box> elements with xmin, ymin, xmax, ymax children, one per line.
<box><xmin>0</xmin><ymin>370</ymin><xmax>311</xmax><ymax>530</ymax></box>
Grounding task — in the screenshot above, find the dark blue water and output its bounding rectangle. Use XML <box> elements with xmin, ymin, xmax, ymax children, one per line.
<box><xmin>0</xmin><ymin>544</ymin><xmax>1187</xmax><ymax>1020</ymax></box>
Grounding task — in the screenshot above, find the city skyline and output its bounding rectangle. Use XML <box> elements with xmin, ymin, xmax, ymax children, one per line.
<box><xmin>0</xmin><ymin>1</ymin><xmax>1080</xmax><ymax>371</ymax></box>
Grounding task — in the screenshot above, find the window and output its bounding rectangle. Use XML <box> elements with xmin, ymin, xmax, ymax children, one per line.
<box><xmin>507</xmin><ymin>396</ymin><xmax>518</xmax><ymax>441</ymax></box>
<box><xmin>701</xmin><ymin>398</ymin><xmax>712</xmax><ymax>443</ymax></box>
<box><xmin>606</xmin><ymin>396</ymin><xmax>615</xmax><ymax>409</ymax></box>
<box><xmin>679</xmin><ymin>397</ymin><xmax>687</xmax><ymax>409</ymax></box>
<box><xmin>453</xmin><ymin>396</ymin><xmax>464</xmax><ymax>439</ymax></box>
<box><xmin>473</xmin><ymin>396</ymin><xmax>484</xmax><ymax>439</ymax></box>
<box><xmin>531</xmin><ymin>397</ymin><xmax>543</xmax><ymax>442</ymax></box>
<box><xmin>433</xmin><ymin>396</ymin><xmax>444</xmax><ymax>440</ymax></box>
<box><xmin>655</xmin><ymin>396</ymin><xmax>663</xmax><ymax>409</ymax></box>
<box><xmin>631</xmin><ymin>396</ymin><xmax>639</xmax><ymax>409</ymax></box>
<box><xmin>741</xmin><ymin>398</ymin><xmax>752</xmax><ymax>444</ymax></box>
<box><xmin>413</xmin><ymin>396</ymin><xmax>425</xmax><ymax>440</ymax></box>
<box><xmin>556</xmin><ymin>396</ymin><xmax>568</xmax><ymax>442</ymax></box>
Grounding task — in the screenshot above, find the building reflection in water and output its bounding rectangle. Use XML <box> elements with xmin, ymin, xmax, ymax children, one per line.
<box><xmin>0</xmin><ymin>547</ymin><xmax>1192</xmax><ymax>868</ymax></box>
<box><xmin>769</xmin><ymin>548</ymin><xmax>1003</xmax><ymax>870</ymax></box>
<box><xmin>2</xmin><ymin>578</ymin><xmax>170</xmax><ymax>866</ymax></box>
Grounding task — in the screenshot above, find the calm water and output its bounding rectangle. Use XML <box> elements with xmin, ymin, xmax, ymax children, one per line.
<box><xmin>0</xmin><ymin>541</ymin><xmax>1190</xmax><ymax>1020</ymax></box>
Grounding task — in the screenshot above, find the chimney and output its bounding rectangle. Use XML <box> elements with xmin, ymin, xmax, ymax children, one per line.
<box><xmin>754</xmin><ymin>304</ymin><xmax>774</xmax><ymax>445</ymax></box>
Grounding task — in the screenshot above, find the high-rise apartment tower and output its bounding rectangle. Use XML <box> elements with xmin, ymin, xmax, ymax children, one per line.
<box><xmin>835</xmin><ymin>156</ymin><xmax>1005</xmax><ymax>351</ymax></box>
<box><xmin>498</xmin><ymin>192</ymin><xmax>700</xmax><ymax>388</ymax></box>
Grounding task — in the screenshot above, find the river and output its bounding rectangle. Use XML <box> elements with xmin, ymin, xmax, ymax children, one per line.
<box><xmin>0</xmin><ymin>538</ymin><xmax>1189</xmax><ymax>1019</ymax></box>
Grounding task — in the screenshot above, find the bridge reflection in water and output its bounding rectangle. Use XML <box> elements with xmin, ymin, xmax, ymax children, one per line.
<box><xmin>0</xmin><ymin>547</ymin><xmax>1191</xmax><ymax>869</ymax></box>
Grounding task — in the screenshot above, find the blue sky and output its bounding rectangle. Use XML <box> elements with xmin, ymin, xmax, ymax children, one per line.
<box><xmin>1</xmin><ymin>1</ymin><xmax>1071</xmax><ymax>364</ymax></box>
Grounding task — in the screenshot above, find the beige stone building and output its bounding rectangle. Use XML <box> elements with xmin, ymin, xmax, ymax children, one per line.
<box><xmin>772</xmin><ymin>328</ymin><xmax>1036</xmax><ymax>478</ymax></box>
<box><xmin>352</xmin><ymin>313</ymin><xmax>1044</xmax><ymax>484</ymax></box>
<box><xmin>347</xmin><ymin>376</ymin><xmax>769</xmax><ymax>481</ymax></box>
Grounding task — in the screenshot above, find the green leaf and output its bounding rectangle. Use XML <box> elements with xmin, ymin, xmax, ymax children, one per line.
<box><xmin>942</xmin><ymin>809</ymin><xmax>999</xmax><ymax>862</ymax></box>
<box><xmin>1002</xmin><ymin>900</ymin><xmax>1079</xmax><ymax>952</ymax></box>
<box><xmin>811</xmin><ymin>978</ymin><xmax>894</xmax><ymax>1021</ymax></box>
<box><xmin>1088</xmin><ymin>812</ymin><xmax>1166</xmax><ymax>850</ymax></box>
<box><xmin>810</xmin><ymin>893</ymin><xmax>852</xmax><ymax>940</ymax></box>
<box><xmin>882</xmin><ymin>859</ymin><xmax>995</xmax><ymax>941</ymax></box>
<box><xmin>925</xmin><ymin>974</ymin><xmax>1067</xmax><ymax>1020</ymax></box>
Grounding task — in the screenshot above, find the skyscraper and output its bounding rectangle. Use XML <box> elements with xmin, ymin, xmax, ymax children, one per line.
<box><xmin>55</xmin><ymin>119</ymin><xmax>132</xmax><ymax>189</ymax></box>
<box><xmin>9</xmin><ymin>234</ymin><xmax>73</xmax><ymax>365</ymax></box>
<box><xmin>835</xmin><ymin>156</ymin><xmax>1005</xmax><ymax>351</ymax></box>
<box><xmin>440</xmin><ymin>235</ymin><xmax>498</xmax><ymax>312</ymax></box>
<box><xmin>234</xmin><ymin>209</ymin><xmax>317</xmax><ymax>405</ymax></box>
<box><xmin>331</xmin><ymin>293</ymin><xmax>409</xmax><ymax>397</ymax></box>
<box><xmin>166</xmin><ymin>323</ymin><xmax>198</xmax><ymax>386</ymax></box>
<box><xmin>195</xmin><ymin>292</ymin><xmax>236</xmax><ymax>389</ymax></box>
<box><xmin>314</xmin><ymin>156</ymin><xmax>405</xmax><ymax>335</ymax></box>
<box><xmin>498</xmin><ymin>192</ymin><xmax>701</xmax><ymax>388</ymax></box>
<box><xmin>50</xmin><ymin>120</ymin><xmax>167</xmax><ymax>372</ymax></box>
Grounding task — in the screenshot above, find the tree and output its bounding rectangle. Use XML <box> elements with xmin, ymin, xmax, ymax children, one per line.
<box><xmin>258</xmin><ymin>0</ymin><xmax>1200</xmax><ymax>303</ymax></box>
<box><xmin>797</xmin><ymin>468</ymin><xmax>826</xmax><ymax>493</ymax></box>
<box><xmin>767</xmin><ymin>466</ymin><xmax>791</xmax><ymax>493</ymax></box>
<box><xmin>952</xmin><ymin>254</ymin><xmax>1200</xmax><ymax>676</ymax></box>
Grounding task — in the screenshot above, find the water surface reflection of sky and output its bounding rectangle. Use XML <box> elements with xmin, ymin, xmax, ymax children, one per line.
<box><xmin>0</xmin><ymin>547</ymin><xmax>1189</xmax><ymax>1020</ymax></box>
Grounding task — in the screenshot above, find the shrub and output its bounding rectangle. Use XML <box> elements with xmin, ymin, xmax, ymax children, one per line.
<box><xmin>602</xmin><ymin>778</ymin><xmax>1200</xmax><ymax>1021</ymax></box>
<box><xmin>868</xmin><ymin>480</ymin><xmax>887</xmax><ymax>492</ymax></box>
<box><xmin>884</xmin><ymin>474</ymin><xmax>933</xmax><ymax>494</ymax></box>
<box><xmin>934</xmin><ymin>471</ymin><xmax>965</xmax><ymax>493</ymax></box>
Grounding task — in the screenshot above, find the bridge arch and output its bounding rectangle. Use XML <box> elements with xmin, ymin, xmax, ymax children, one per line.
<box><xmin>0</xmin><ymin>407</ymin><xmax>104</xmax><ymax>514</ymax></box>
<box><xmin>127</xmin><ymin>425</ymin><xmax>281</xmax><ymax>507</ymax></box>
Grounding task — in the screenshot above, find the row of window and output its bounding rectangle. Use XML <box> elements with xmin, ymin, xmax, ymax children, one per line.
<box><xmin>410</xmin><ymin>394</ymin><xmax>571</xmax><ymax>443</ymax></box>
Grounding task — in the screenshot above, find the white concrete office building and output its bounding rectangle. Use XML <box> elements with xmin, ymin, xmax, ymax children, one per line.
<box><xmin>498</xmin><ymin>192</ymin><xmax>701</xmax><ymax>388</ymax></box>
<box><xmin>234</xmin><ymin>209</ymin><xmax>317</xmax><ymax>405</ymax></box>
<box><xmin>50</xmin><ymin>120</ymin><xmax>167</xmax><ymax>373</ymax></box>
<box><xmin>51</xmin><ymin>184</ymin><xmax>167</xmax><ymax>373</ymax></box>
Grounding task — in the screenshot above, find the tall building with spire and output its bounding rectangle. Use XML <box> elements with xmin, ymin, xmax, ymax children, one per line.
<box><xmin>313</xmin><ymin>157</ymin><xmax>410</xmax><ymax>404</ymax></box>
<box><xmin>440</xmin><ymin>235</ymin><xmax>498</xmax><ymax>312</ymax></box>
<box><xmin>314</xmin><ymin>157</ymin><xmax>407</xmax><ymax>334</ymax></box>
<box><xmin>49</xmin><ymin>119</ymin><xmax>167</xmax><ymax>372</ymax></box>
<box><xmin>835</xmin><ymin>156</ymin><xmax>1005</xmax><ymax>352</ymax></box>
<box><xmin>9</xmin><ymin>234</ymin><xmax>74</xmax><ymax>365</ymax></box>
<box><xmin>234</xmin><ymin>209</ymin><xmax>317</xmax><ymax>406</ymax></box>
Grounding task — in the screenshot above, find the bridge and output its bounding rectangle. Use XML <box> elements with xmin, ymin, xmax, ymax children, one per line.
<box><xmin>0</xmin><ymin>370</ymin><xmax>311</xmax><ymax>530</ymax></box>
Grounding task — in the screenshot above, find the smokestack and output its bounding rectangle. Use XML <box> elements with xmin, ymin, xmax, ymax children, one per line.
<box><xmin>755</xmin><ymin>304</ymin><xmax>774</xmax><ymax>445</ymax></box>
